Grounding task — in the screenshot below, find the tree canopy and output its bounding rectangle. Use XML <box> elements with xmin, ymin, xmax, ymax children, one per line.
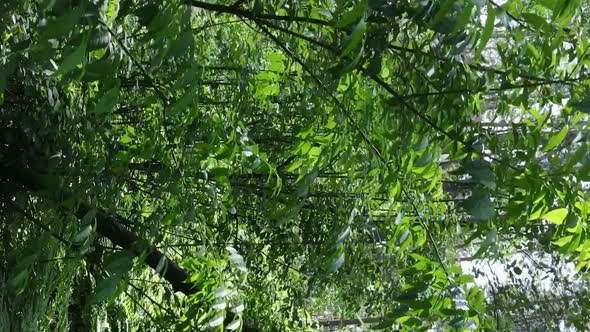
<box><xmin>1</xmin><ymin>0</ymin><xmax>590</xmax><ymax>331</ymax></box>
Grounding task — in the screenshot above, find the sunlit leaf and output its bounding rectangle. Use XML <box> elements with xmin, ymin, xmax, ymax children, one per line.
<box><xmin>544</xmin><ymin>125</ymin><xmax>568</xmax><ymax>151</ymax></box>
<box><xmin>542</xmin><ymin>208</ymin><xmax>568</xmax><ymax>225</ymax></box>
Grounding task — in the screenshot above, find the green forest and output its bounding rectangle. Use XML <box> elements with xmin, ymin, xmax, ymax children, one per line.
<box><xmin>1</xmin><ymin>0</ymin><xmax>590</xmax><ymax>330</ymax></box>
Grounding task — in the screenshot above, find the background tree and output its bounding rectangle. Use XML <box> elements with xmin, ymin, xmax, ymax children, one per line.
<box><xmin>1</xmin><ymin>0</ymin><xmax>590</xmax><ymax>331</ymax></box>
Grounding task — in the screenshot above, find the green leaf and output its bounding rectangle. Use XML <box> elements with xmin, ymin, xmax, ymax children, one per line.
<box><xmin>460</xmin><ymin>189</ymin><xmax>494</xmax><ymax>221</ymax></box>
<box><xmin>542</xmin><ymin>208</ymin><xmax>568</xmax><ymax>224</ymax></box>
<box><xmin>93</xmin><ymin>85</ymin><xmax>120</xmax><ymax>114</ymax></box>
<box><xmin>452</xmin><ymin>2</ymin><xmax>475</xmax><ymax>33</ymax></box>
<box><xmin>0</xmin><ymin>61</ymin><xmax>16</xmax><ymax>94</ymax></box>
<box><xmin>105</xmin><ymin>0</ymin><xmax>120</xmax><ymax>24</ymax></box>
<box><xmin>286</xmin><ymin>159</ymin><xmax>303</xmax><ymax>172</ymax></box>
<box><xmin>544</xmin><ymin>125</ymin><xmax>568</xmax><ymax>151</ymax></box>
<box><xmin>459</xmin><ymin>159</ymin><xmax>496</xmax><ymax>191</ymax></box>
<box><xmin>104</xmin><ymin>251</ymin><xmax>135</xmax><ymax>275</ymax></box>
<box><xmin>555</xmin><ymin>0</ymin><xmax>579</xmax><ymax>27</ymax></box>
<box><xmin>570</xmin><ymin>97</ymin><xmax>590</xmax><ymax>113</ymax></box>
<box><xmin>328</xmin><ymin>252</ymin><xmax>345</xmax><ymax>272</ymax></box>
<box><xmin>457</xmin><ymin>274</ymin><xmax>474</xmax><ymax>283</ymax></box>
<box><xmin>37</xmin><ymin>10</ymin><xmax>81</xmax><ymax>41</ymax></box>
<box><xmin>340</xmin><ymin>19</ymin><xmax>367</xmax><ymax>57</ymax></box>
<box><xmin>522</xmin><ymin>13</ymin><xmax>551</xmax><ymax>32</ymax></box>
<box><xmin>538</xmin><ymin>0</ymin><xmax>558</xmax><ymax>11</ymax></box>
<box><xmin>74</xmin><ymin>224</ymin><xmax>93</xmax><ymax>243</ymax></box>
<box><xmin>81</xmin><ymin>208</ymin><xmax>97</xmax><ymax>226</ymax></box>
<box><xmin>565</xmin><ymin>143</ymin><xmax>587</xmax><ymax>171</ymax></box>
<box><xmin>553</xmin><ymin>235</ymin><xmax>573</xmax><ymax>247</ymax></box>
<box><xmin>476</xmin><ymin>4</ymin><xmax>495</xmax><ymax>58</ymax></box>
<box><xmin>120</xmin><ymin>134</ymin><xmax>132</xmax><ymax>144</ymax></box>
<box><xmin>334</xmin><ymin>0</ymin><xmax>368</xmax><ymax>28</ymax></box>
<box><xmin>91</xmin><ymin>274</ymin><xmax>122</xmax><ymax>304</ymax></box>
<box><xmin>56</xmin><ymin>40</ymin><xmax>87</xmax><ymax>76</ymax></box>
<box><xmin>88</xmin><ymin>28</ymin><xmax>111</xmax><ymax>51</ymax></box>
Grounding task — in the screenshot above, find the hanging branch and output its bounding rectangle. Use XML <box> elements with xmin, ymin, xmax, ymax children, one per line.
<box><xmin>0</xmin><ymin>162</ymin><xmax>258</xmax><ymax>331</ymax></box>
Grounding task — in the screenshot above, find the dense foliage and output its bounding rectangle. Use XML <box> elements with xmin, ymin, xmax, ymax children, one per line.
<box><xmin>1</xmin><ymin>0</ymin><xmax>590</xmax><ymax>330</ymax></box>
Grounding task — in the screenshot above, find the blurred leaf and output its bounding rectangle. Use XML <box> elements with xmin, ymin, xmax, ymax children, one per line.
<box><xmin>88</xmin><ymin>28</ymin><xmax>111</xmax><ymax>51</ymax></box>
<box><xmin>328</xmin><ymin>252</ymin><xmax>345</xmax><ymax>272</ymax></box>
<box><xmin>74</xmin><ymin>224</ymin><xmax>93</xmax><ymax>243</ymax></box>
<box><xmin>341</xmin><ymin>19</ymin><xmax>366</xmax><ymax>57</ymax></box>
<box><xmin>334</xmin><ymin>0</ymin><xmax>368</xmax><ymax>28</ymax></box>
<box><xmin>570</xmin><ymin>97</ymin><xmax>590</xmax><ymax>113</ymax></box>
<box><xmin>475</xmin><ymin>4</ymin><xmax>495</xmax><ymax>58</ymax></box>
<box><xmin>37</xmin><ymin>10</ymin><xmax>81</xmax><ymax>41</ymax></box>
<box><xmin>458</xmin><ymin>159</ymin><xmax>496</xmax><ymax>190</ymax></box>
<box><xmin>460</xmin><ymin>189</ymin><xmax>494</xmax><ymax>221</ymax></box>
<box><xmin>93</xmin><ymin>85</ymin><xmax>120</xmax><ymax>114</ymax></box>
<box><xmin>544</xmin><ymin>125</ymin><xmax>568</xmax><ymax>151</ymax></box>
<box><xmin>104</xmin><ymin>251</ymin><xmax>134</xmax><ymax>275</ymax></box>
<box><xmin>0</xmin><ymin>61</ymin><xmax>16</xmax><ymax>94</ymax></box>
<box><xmin>91</xmin><ymin>274</ymin><xmax>122</xmax><ymax>304</ymax></box>
<box><xmin>56</xmin><ymin>40</ymin><xmax>87</xmax><ymax>75</ymax></box>
<box><xmin>208</xmin><ymin>314</ymin><xmax>224</xmax><ymax>327</ymax></box>
<box><xmin>226</xmin><ymin>319</ymin><xmax>241</xmax><ymax>330</ymax></box>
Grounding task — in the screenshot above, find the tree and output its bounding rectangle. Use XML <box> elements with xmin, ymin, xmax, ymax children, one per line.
<box><xmin>1</xmin><ymin>0</ymin><xmax>590</xmax><ymax>331</ymax></box>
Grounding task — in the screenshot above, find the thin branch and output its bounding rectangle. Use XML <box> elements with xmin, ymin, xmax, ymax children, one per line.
<box><xmin>129</xmin><ymin>282</ymin><xmax>178</xmax><ymax>318</ymax></box>
<box><xmin>488</xmin><ymin>0</ymin><xmax>533</xmax><ymax>32</ymax></box>
<box><xmin>124</xmin><ymin>290</ymin><xmax>167</xmax><ymax>330</ymax></box>
<box><xmin>189</xmin><ymin>0</ymin><xmax>330</xmax><ymax>26</ymax></box>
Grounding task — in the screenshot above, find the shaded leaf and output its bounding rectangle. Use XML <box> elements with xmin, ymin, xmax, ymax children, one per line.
<box><xmin>93</xmin><ymin>85</ymin><xmax>120</xmax><ymax>114</ymax></box>
<box><xmin>91</xmin><ymin>274</ymin><xmax>121</xmax><ymax>304</ymax></box>
<box><xmin>460</xmin><ymin>189</ymin><xmax>494</xmax><ymax>221</ymax></box>
<box><xmin>334</xmin><ymin>0</ymin><xmax>368</xmax><ymax>28</ymax></box>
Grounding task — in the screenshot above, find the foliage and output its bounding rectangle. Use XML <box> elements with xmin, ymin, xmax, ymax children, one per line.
<box><xmin>1</xmin><ymin>0</ymin><xmax>590</xmax><ymax>331</ymax></box>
